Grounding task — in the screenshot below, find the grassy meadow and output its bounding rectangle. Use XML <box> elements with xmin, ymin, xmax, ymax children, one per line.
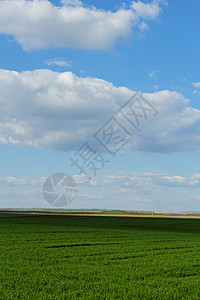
<box><xmin>0</xmin><ymin>214</ymin><xmax>200</xmax><ymax>299</ymax></box>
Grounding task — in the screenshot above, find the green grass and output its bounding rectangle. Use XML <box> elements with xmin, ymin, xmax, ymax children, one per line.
<box><xmin>0</xmin><ymin>215</ymin><xmax>200</xmax><ymax>299</ymax></box>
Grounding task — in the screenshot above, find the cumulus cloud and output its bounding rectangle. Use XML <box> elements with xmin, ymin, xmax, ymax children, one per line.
<box><xmin>131</xmin><ymin>0</ymin><xmax>162</xmax><ymax>19</ymax></box>
<box><xmin>133</xmin><ymin>91</ymin><xmax>200</xmax><ymax>153</ymax></box>
<box><xmin>0</xmin><ymin>0</ymin><xmax>166</xmax><ymax>51</ymax></box>
<box><xmin>0</xmin><ymin>69</ymin><xmax>200</xmax><ymax>153</ymax></box>
<box><xmin>0</xmin><ymin>69</ymin><xmax>132</xmax><ymax>151</ymax></box>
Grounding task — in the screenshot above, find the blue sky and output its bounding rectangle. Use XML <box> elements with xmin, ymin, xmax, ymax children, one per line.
<box><xmin>0</xmin><ymin>0</ymin><xmax>200</xmax><ymax>212</ymax></box>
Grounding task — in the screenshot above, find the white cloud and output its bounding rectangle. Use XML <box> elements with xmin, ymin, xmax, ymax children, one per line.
<box><xmin>133</xmin><ymin>90</ymin><xmax>200</xmax><ymax>153</ymax></box>
<box><xmin>0</xmin><ymin>69</ymin><xmax>132</xmax><ymax>151</ymax></box>
<box><xmin>0</xmin><ymin>172</ymin><xmax>199</xmax><ymax>211</ymax></box>
<box><xmin>45</xmin><ymin>58</ymin><xmax>71</xmax><ymax>67</ymax></box>
<box><xmin>1</xmin><ymin>69</ymin><xmax>200</xmax><ymax>153</ymax></box>
<box><xmin>61</xmin><ymin>0</ymin><xmax>83</xmax><ymax>6</ymax></box>
<box><xmin>149</xmin><ymin>69</ymin><xmax>159</xmax><ymax>78</ymax></box>
<box><xmin>87</xmin><ymin>172</ymin><xmax>200</xmax><ymax>189</ymax></box>
<box><xmin>155</xmin><ymin>174</ymin><xmax>200</xmax><ymax>187</ymax></box>
<box><xmin>192</xmin><ymin>82</ymin><xmax>200</xmax><ymax>94</ymax></box>
<box><xmin>0</xmin><ymin>176</ymin><xmax>45</xmax><ymax>186</ymax></box>
<box><xmin>73</xmin><ymin>174</ymin><xmax>90</xmax><ymax>184</ymax></box>
<box><xmin>131</xmin><ymin>0</ymin><xmax>162</xmax><ymax>19</ymax></box>
<box><xmin>79</xmin><ymin>193</ymin><xmax>104</xmax><ymax>200</ymax></box>
<box><xmin>12</xmin><ymin>190</ymin><xmax>39</xmax><ymax>196</ymax></box>
<box><xmin>192</xmin><ymin>82</ymin><xmax>200</xmax><ymax>88</ymax></box>
<box><xmin>138</xmin><ymin>21</ymin><xmax>149</xmax><ymax>32</ymax></box>
<box><xmin>0</xmin><ymin>0</ymin><xmax>166</xmax><ymax>51</ymax></box>
<box><xmin>2</xmin><ymin>172</ymin><xmax>199</xmax><ymax>191</ymax></box>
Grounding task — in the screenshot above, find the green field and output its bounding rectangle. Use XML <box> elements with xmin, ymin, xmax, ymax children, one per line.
<box><xmin>0</xmin><ymin>214</ymin><xmax>200</xmax><ymax>299</ymax></box>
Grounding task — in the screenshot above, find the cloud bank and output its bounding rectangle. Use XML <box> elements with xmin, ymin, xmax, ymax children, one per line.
<box><xmin>1</xmin><ymin>172</ymin><xmax>200</xmax><ymax>194</ymax></box>
<box><xmin>0</xmin><ymin>172</ymin><xmax>199</xmax><ymax>211</ymax></box>
<box><xmin>0</xmin><ymin>69</ymin><xmax>200</xmax><ymax>153</ymax></box>
<box><xmin>0</xmin><ymin>0</ymin><xmax>165</xmax><ymax>51</ymax></box>
<box><xmin>89</xmin><ymin>172</ymin><xmax>200</xmax><ymax>189</ymax></box>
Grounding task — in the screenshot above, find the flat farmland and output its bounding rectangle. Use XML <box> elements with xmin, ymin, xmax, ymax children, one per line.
<box><xmin>0</xmin><ymin>214</ymin><xmax>200</xmax><ymax>299</ymax></box>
